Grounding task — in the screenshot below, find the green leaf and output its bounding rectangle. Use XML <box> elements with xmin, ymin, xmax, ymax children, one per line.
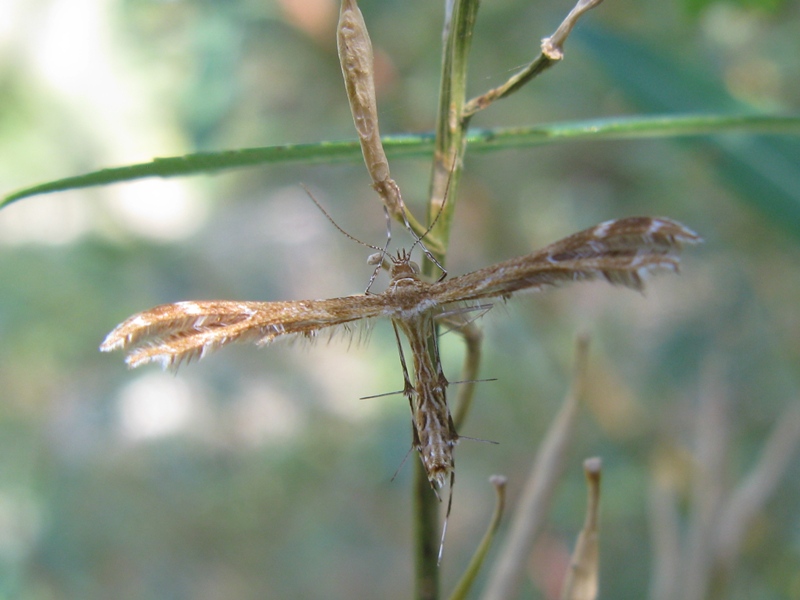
<box><xmin>577</xmin><ymin>25</ymin><xmax>800</xmax><ymax>239</ymax></box>
<box><xmin>5</xmin><ymin>115</ymin><xmax>800</xmax><ymax>210</ymax></box>
<box><xmin>682</xmin><ymin>0</ymin><xmax>785</xmax><ymax>18</ymax></box>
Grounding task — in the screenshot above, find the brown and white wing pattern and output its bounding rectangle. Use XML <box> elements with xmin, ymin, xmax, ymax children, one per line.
<box><xmin>430</xmin><ymin>217</ymin><xmax>701</xmax><ymax>304</ymax></box>
<box><xmin>100</xmin><ymin>296</ymin><xmax>389</xmax><ymax>369</ymax></box>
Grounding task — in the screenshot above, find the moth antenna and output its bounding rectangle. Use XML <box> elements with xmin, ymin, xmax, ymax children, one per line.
<box><xmin>301</xmin><ymin>184</ymin><xmax>383</xmax><ymax>252</ymax></box>
<box><xmin>300</xmin><ymin>185</ymin><xmax>395</xmax><ymax>294</ymax></box>
<box><xmin>396</xmin><ymin>195</ymin><xmax>447</xmax><ymax>281</ymax></box>
<box><xmin>426</xmin><ymin>156</ymin><xmax>458</xmax><ymax>242</ymax></box>
<box><xmin>408</xmin><ymin>155</ymin><xmax>459</xmax><ymax>282</ymax></box>
<box><xmin>365</xmin><ymin>206</ymin><xmax>393</xmax><ymax>294</ymax></box>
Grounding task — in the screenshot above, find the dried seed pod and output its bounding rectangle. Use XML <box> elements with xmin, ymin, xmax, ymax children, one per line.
<box><xmin>337</xmin><ymin>0</ymin><xmax>391</xmax><ymax>187</ymax></box>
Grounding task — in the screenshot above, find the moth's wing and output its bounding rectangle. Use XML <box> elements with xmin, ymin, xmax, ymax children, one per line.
<box><xmin>100</xmin><ymin>296</ymin><xmax>389</xmax><ymax>369</ymax></box>
<box><xmin>430</xmin><ymin>217</ymin><xmax>701</xmax><ymax>304</ymax></box>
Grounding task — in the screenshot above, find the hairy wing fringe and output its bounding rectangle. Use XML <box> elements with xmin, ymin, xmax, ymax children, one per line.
<box><xmin>433</xmin><ymin>217</ymin><xmax>700</xmax><ymax>303</ymax></box>
<box><xmin>100</xmin><ymin>298</ymin><xmax>386</xmax><ymax>369</ymax></box>
<box><xmin>123</xmin><ymin>321</ymin><xmax>374</xmax><ymax>369</ymax></box>
<box><xmin>543</xmin><ymin>216</ymin><xmax>701</xmax><ymax>261</ymax></box>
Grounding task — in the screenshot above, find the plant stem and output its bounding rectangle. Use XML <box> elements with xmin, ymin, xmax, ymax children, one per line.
<box><xmin>414</xmin><ymin>2</ymin><xmax>480</xmax><ymax>598</ymax></box>
<box><xmin>426</xmin><ymin>0</ymin><xmax>480</xmax><ymax>264</ymax></box>
<box><xmin>415</xmin><ymin>459</ymin><xmax>441</xmax><ymax>600</ymax></box>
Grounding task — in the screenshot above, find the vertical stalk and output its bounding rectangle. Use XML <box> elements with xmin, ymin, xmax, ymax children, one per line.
<box><xmin>424</xmin><ymin>0</ymin><xmax>480</xmax><ymax>268</ymax></box>
<box><xmin>415</xmin><ymin>3</ymin><xmax>480</xmax><ymax>599</ymax></box>
<box><xmin>414</xmin><ymin>459</ymin><xmax>440</xmax><ymax>600</ymax></box>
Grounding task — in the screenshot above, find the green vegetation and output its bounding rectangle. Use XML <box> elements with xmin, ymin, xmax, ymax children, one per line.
<box><xmin>1</xmin><ymin>0</ymin><xmax>798</xmax><ymax>598</ymax></box>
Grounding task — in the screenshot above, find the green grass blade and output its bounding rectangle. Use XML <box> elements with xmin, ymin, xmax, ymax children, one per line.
<box><xmin>4</xmin><ymin>115</ymin><xmax>799</xmax><ymax>209</ymax></box>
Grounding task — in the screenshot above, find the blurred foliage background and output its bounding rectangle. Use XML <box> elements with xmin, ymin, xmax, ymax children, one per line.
<box><xmin>1</xmin><ymin>0</ymin><xmax>799</xmax><ymax>598</ymax></box>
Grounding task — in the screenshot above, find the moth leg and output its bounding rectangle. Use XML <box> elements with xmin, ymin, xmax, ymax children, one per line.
<box><xmin>438</xmin><ymin>469</ymin><xmax>455</xmax><ymax>565</ymax></box>
<box><xmin>437</xmin><ymin>303</ymin><xmax>494</xmax><ymax>335</ymax></box>
<box><xmin>428</xmin><ymin>318</ymin><xmax>449</xmax><ymax>392</ymax></box>
<box><xmin>390</xmin><ymin>321</ymin><xmax>415</xmax><ymax>399</ymax></box>
<box><xmin>395</xmin><ymin>195</ymin><xmax>447</xmax><ymax>282</ymax></box>
<box><xmin>365</xmin><ymin>206</ymin><xmax>394</xmax><ymax>295</ymax></box>
<box><xmin>437</xmin><ymin>315</ymin><xmax>484</xmax><ymax>432</ymax></box>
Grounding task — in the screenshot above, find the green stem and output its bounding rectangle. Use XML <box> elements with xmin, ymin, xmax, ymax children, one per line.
<box><xmin>414</xmin><ymin>3</ymin><xmax>480</xmax><ymax>599</ymax></box>
<box><xmin>414</xmin><ymin>460</ymin><xmax>440</xmax><ymax>600</ymax></box>
<box><xmin>425</xmin><ymin>0</ymin><xmax>481</xmax><ymax>266</ymax></box>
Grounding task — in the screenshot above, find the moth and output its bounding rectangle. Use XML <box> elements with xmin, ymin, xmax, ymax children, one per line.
<box><xmin>101</xmin><ymin>215</ymin><xmax>699</xmax><ymax>494</ymax></box>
